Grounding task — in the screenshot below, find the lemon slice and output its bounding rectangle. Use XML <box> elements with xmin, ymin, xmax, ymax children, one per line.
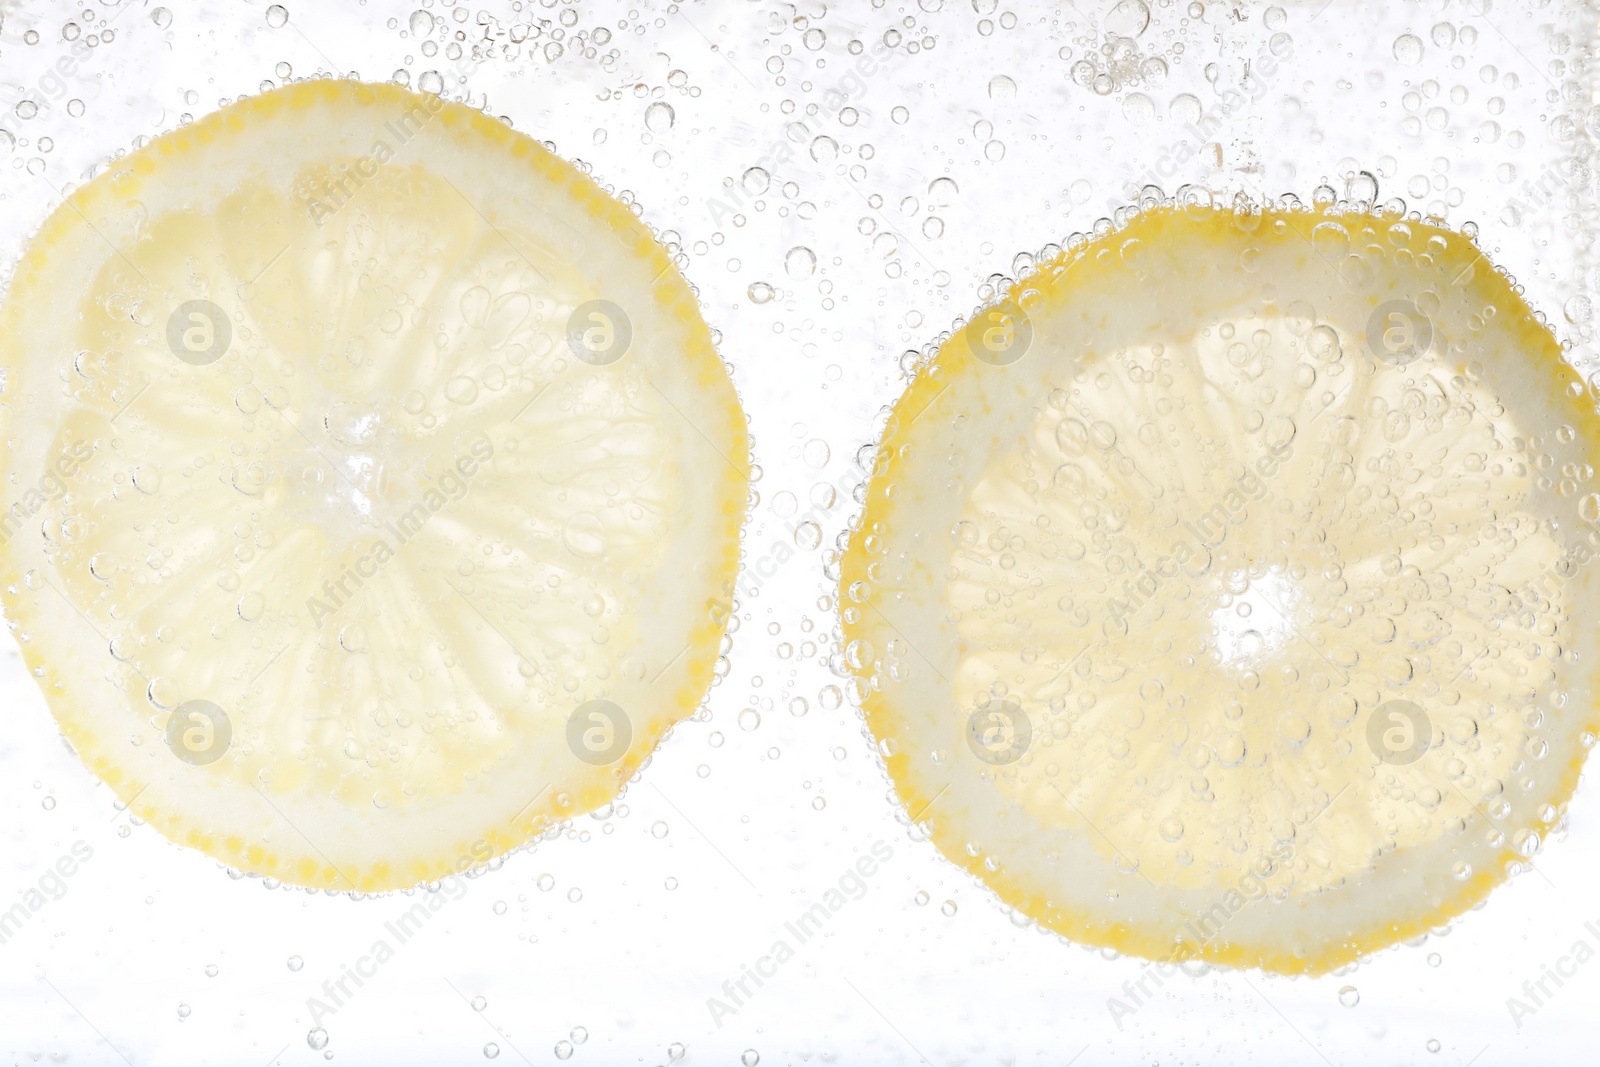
<box><xmin>842</xmin><ymin>202</ymin><xmax>1600</xmax><ymax>974</ymax></box>
<box><xmin>0</xmin><ymin>81</ymin><xmax>748</xmax><ymax>891</ymax></box>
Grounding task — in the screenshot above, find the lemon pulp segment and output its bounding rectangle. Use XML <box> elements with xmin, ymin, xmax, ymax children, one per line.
<box><xmin>842</xmin><ymin>205</ymin><xmax>1600</xmax><ymax>974</ymax></box>
<box><xmin>0</xmin><ymin>82</ymin><xmax>748</xmax><ymax>891</ymax></box>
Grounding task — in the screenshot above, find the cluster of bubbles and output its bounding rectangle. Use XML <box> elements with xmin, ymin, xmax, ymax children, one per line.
<box><xmin>0</xmin><ymin>2</ymin><xmax>125</xmax><ymax>176</ymax></box>
<box><xmin>383</xmin><ymin>2</ymin><xmax>631</xmax><ymax>88</ymax></box>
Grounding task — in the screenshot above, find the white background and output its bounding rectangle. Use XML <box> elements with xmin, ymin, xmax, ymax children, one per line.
<box><xmin>2</xmin><ymin>0</ymin><xmax>1599</xmax><ymax>1064</ymax></box>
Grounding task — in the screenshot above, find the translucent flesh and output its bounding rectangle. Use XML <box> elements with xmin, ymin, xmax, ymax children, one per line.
<box><xmin>0</xmin><ymin>82</ymin><xmax>748</xmax><ymax>891</ymax></box>
<box><xmin>842</xmin><ymin>205</ymin><xmax>1600</xmax><ymax>974</ymax></box>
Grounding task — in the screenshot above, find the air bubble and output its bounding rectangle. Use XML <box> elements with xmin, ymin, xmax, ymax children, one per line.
<box><xmin>1122</xmin><ymin>93</ymin><xmax>1157</xmax><ymax>126</ymax></box>
<box><xmin>644</xmin><ymin>102</ymin><xmax>675</xmax><ymax>132</ymax></box>
<box><xmin>741</xmin><ymin>167</ymin><xmax>770</xmax><ymax>195</ymax></box>
<box><xmin>1169</xmin><ymin>93</ymin><xmax>1202</xmax><ymax>124</ymax></box>
<box><xmin>1104</xmin><ymin>0</ymin><xmax>1150</xmax><ymax>37</ymax></box>
<box><xmin>785</xmin><ymin>247</ymin><xmax>817</xmax><ymax>279</ymax></box>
